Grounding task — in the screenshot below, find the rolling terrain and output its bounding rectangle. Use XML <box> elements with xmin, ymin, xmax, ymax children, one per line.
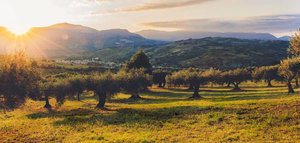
<box><xmin>0</xmin><ymin>23</ymin><xmax>163</xmax><ymax>57</ymax></box>
<box><xmin>82</xmin><ymin>37</ymin><xmax>289</xmax><ymax>69</ymax></box>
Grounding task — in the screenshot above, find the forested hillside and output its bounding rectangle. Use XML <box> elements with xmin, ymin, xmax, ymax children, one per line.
<box><xmin>82</xmin><ymin>37</ymin><xmax>289</xmax><ymax>69</ymax></box>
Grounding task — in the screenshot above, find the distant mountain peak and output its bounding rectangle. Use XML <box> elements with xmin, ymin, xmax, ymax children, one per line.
<box><xmin>136</xmin><ymin>30</ymin><xmax>279</xmax><ymax>41</ymax></box>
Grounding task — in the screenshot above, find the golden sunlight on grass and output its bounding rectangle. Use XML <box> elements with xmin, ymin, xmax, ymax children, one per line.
<box><xmin>0</xmin><ymin>83</ymin><xmax>299</xmax><ymax>142</ymax></box>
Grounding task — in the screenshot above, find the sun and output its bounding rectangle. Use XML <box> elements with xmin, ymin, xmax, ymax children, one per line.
<box><xmin>6</xmin><ymin>26</ymin><xmax>30</xmax><ymax>36</ymax></box>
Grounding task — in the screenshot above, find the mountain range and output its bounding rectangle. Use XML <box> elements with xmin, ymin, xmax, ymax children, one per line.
<box><xmin>136</xmin><ymin>30</ymin><xmax>291</xmax><ymax>41</ymax></box>
<box><xmin>0</xmin><ymin>23</ymin><xmax>163</xmax><ymax>57</ymax></box>
<box><xmin>0</xmin><ymin>23</ymin><xmax>291</xmax><ymax>67</ymax></box>
<box><xmin>80</xmin><ymin>37</ymin><xmax>289</xmax><ymax>69</ymax></box>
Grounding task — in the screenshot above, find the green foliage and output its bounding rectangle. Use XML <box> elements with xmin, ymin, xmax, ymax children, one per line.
<box><xmin>252</xmin><ymin>65</ymin><xmax>282</xmax><ymax>87</ymax></box>
<box><xmin>0</xmin><ymin>51</ymin><xmax>41</xmax><ymax>109</ymax></box>
<box><xmin>279</xmin><ymin>57</ymin><xmax>300</xmax><ymax>93</ymax></box>
<box><xmin>122</xmin><ymin>49</ymin><xmax>153</xmax><ymax>74</ymax></box>
<box><xmin>152</xmin><ymin>70</ymin><xmax>170</xmax><ymax>87</ymax></box>
<box><xmin>288</xmin><ymin>29</ymin><xmax>300</xmax><ymax>57</ymax></box>
<box><xmin>221</xmin><ymin>68</ymin><xmax>252</xmax><ymax>91</ymax></box>
<box><xmin>86</xmin><ymin>72</ymin><xmax>120</xmax><ymax>108</ymax></box>
<box><xmin>117</xmin><ymin>69</ymin><xmax>151</xmax><ymax>99</ymax></box>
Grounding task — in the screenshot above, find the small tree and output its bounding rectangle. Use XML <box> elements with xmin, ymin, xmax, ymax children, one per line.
<box><xmin>86</xmin><ymin>72</ymin><xmax>119</xmax><ymax>109</ymax></box>
<box><xmin>205</xmin><ymin>68</ymin><xmax>222</xmax><ymax>86</ymax></box>
<box><xmin>40</xmin><ymin>82</ymin><xmax>54</xmax><ymax>109</ymax></box>
<box><xmin>221</xmin><ymin>68</ymin><xmax>251</xmax><ymax>91</ymax></box>
<box><xmin>166</xmin><ymin>70</ymin><xmax>186</xmax><ymax>88</ymax></box>
<box><xmin>153</xmin><ymin>70</ymin><xmax>169</xmax><ymax>87</ymax></box>
<box><xmin>69</xmin><ymin>75</ymin><xmax>86</xmax><ymax>101</ymax></box>
<box><xmin>117</xmin><ymin>69</ymin><xmax>151</xmax><ymax>100</ymax></box>
<box><xmin>123</xmin><ymin>49</ymin><xmax>152</xmax><ymax>74</ymax></box>
<box><xmin>186</xmin><ymin>71</ymin><xmax>209</xmax><ymax>98</ymax></box>
<box><xmin>279</xmin><ymin>57</ymin><xmax>300</xmax><ymax>93</ymax></box>
<box><xmin>167</xmin><ymin>69</ymin><xmax>209</xmax><ymax>98</ymax></box>
<box><xmin>252</xmin><ymin>65</ymin><xmax>282</xmax><ymax>87</ymax></box>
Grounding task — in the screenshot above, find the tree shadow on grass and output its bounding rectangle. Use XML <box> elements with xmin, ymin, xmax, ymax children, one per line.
<box><xmin>26</xmin><ymin>106</ymin><xmax>253</xmax><ymax>127</ymax></box>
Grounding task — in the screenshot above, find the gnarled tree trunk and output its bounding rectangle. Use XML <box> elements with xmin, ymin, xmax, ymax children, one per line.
<box><xmin>188</xmin><ymin>84</ymin><xmax>194</xmax><ymax>90</ymax></box>
<box><xmin>295</xmin><ymin>79</ymin><xmax>299</xmax><ymax>88</ymax></box>
<box><xmin>287</xmin><ymin>82</ymin><xmax>295</xmax><ymax>93</ymax></box>
<box><xmin>77</xmin><ymin>93</ymin><xmax>80</xmax><ymax>101</ymax></box>
<box><xmin>44</xmin><ymin>95</ymin><xmax>52</xmax><ymax>109</ymax></box>
<box><xmin>129</xmin><ymin>93</ymin><xmax>142</xmax><ymax>100</ymax></box>
<box><xmin>267</xmin><ymin>80</ymin><xmax>273</xmax><ymax>87</ymax></box>
<box><xmin>191</xmin><ymin>85</ymin><xmax>201</xmax><ymax>99</ymax></box>
<box><xmin>232</xmin><ymin>83</ymin><xmax>241</xmax><ymax>91</ymax></box>
<box><xmin>96</xmin><ymin>92</ymin><xmax>106</xmax><ymax>109</ymax></box>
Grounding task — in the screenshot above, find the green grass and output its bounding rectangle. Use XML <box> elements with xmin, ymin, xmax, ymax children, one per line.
<box><xmin>0</xmin><ymin>82</ymin><xmax>299</xmax><ymax>142</ymax></box>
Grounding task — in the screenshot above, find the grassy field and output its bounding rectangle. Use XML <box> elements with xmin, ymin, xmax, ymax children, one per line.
<box><xmin>0</xmin><ymin>83</ymin><xmax>299</xmax><ymax>142</ymax></box>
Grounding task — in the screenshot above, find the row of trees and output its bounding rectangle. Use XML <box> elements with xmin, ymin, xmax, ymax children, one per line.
<box><xmin>166</xmin><ymin>56</ymin><xmax>299</xmax><ymax>99</ymax></box>
<box><xmin>0</xmin><ymin>29</ymin><xmax>299</xmax><ymax>110</ymax></box>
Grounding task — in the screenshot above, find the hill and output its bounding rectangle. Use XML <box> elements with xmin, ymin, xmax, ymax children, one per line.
<box><xmin>136</xmin><ymin>30</ymin><xmax>280</xmax><ymax>41</ymax></box>
<box><xmin>83</xmin><ymin>37</ymin><xmax>289</xmax><ymax>69</ymax></box>
<box><xmin>0</xmin><ymin>23</ymin><xmax>163</xmax><ymax>58</ymax></box>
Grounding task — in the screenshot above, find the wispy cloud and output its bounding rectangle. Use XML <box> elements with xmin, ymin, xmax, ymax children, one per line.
<box><xmin>117</xmin><ymin>0</ymin><xmax>213</xmax><ymax>12</ymax></box>
<box><xmin>140</xmin><ymin>14</ymin><xmax>300</xmax><ymax>33</ymax></box>
<box><xmin>91</xmin><ymin>0</ymin><xmax>216</xmax><ymax>14</ymax></box>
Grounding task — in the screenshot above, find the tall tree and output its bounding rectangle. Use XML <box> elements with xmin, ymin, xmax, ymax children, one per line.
<box><xmin>123</xmin><ymin>49</ymin><xmax>152</xmax><ymax>74</ymax></box>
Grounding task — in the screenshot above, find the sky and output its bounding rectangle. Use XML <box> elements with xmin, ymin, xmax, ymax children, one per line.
<box><xmin>0</xmin><ymin>0</ymin><xmax>299</xmax><ymax>37</ymax></box>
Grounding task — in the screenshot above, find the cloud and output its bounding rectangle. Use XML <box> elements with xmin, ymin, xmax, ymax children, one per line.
<box><xmin>118</xmin><ymin>0</ymin><xmax>213</xmax><ymax>12</ymax></box>
<box><xmin>92</xmin><ymin>0</ymin><xmax>215</xmax><ymax>14</ymax></box>
<box><xmin>140</xmin><ymin>14</ymin><xmax>300</xmax><ymax>33</ymax></box>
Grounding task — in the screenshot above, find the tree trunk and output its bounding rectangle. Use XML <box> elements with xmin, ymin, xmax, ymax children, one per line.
<box><xmin>295</xmin><ymin>79</ymin><xmax>299</xmax><ymax>88</ymax></box>
<box><xmin>158</xmin><ymin>82</ymin><xmax>163</xmax><ymax>87</ymax></box>
<box><xmin>44</xmin><ymin>95</ymin><xmax>52</xmax><ymax>109</ymax></box>
<box><xmin>232</xmin><ymin>83</ymin><xmax>241</xmax><ymax>91</ymax></box>
<box><xmin>129</xmin><ymin>93</ymin><xmax>142</xmax><ymax>100</ymax></box>
<box><xmin>191</xmin><ymin>86</ymin><xmax>201</xmax><ymax>98</ymax></box>
<box><xmin>287</xmin><ymin>82</ymin><xmax>295</xmax><ymax>93</ymax></box>
<box><xmin>188</xmin><ymin>84</ymin><xmax>194</xmax><ymax>90</ymax></box>
<box><xmin>267</xmin><ymin>80</ymin><xmax>273</xmax><ymax>87</ymax></box>
<box><xmin>226</xmin><ymin>82</ymin><xmax>231</xmax><ymax>87</ymax></box>
<box><xmin>96</xmin><ymin>93</ymin><xmax>106</xmax><ymax>109</ymax></box>
<box><xmin>77</xmin><ymin>93</ymin><xmax>80</xmax><ymax>101</ymax></box>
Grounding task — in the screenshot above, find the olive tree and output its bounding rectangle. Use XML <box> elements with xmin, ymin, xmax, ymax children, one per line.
<box><xmin>86</xmin><ymin>72</ymin><xmax>119</xmax><ymax>108</ymax></box>
<box><xmin>117</xmin><ymin>69</ymin><xmax>151</xmax><ymax>100</ymax></box>
<box><xmin>221</xmin><ymin>68</ymin><xmax>251</xmax><ymax>91</ymax></box>
<box><xmin>167</xmin><ymin>69</ymin><xmax>209</xmax><ymax>98</ymax></box>
<box><xmin>279</xmin><ymin>57</ymin><xmax>300</xmax><ymax>93</ymax></box>
<box><xmin>69</xmin><ymin>75</ymin><xmax>86</xmax><ymax>101</ymax></box>
<box><xmin>287</xmin><ymin>29</ymin><xmax>300</xmax><ymax>88</ymax></box>
<box><xmin>153</xmin><ymin>70</ymin><xmax>169</xmax><ymax>88</ymax></box>
<box><xmin>0</xmin><ymin>51</ymin><xmax>41</xmax><ymax>109</ymax></box>
<box><xmin>252</xmin><ymin>65</ymin><xmax>282</xmax><ymax>87</ymax></box>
